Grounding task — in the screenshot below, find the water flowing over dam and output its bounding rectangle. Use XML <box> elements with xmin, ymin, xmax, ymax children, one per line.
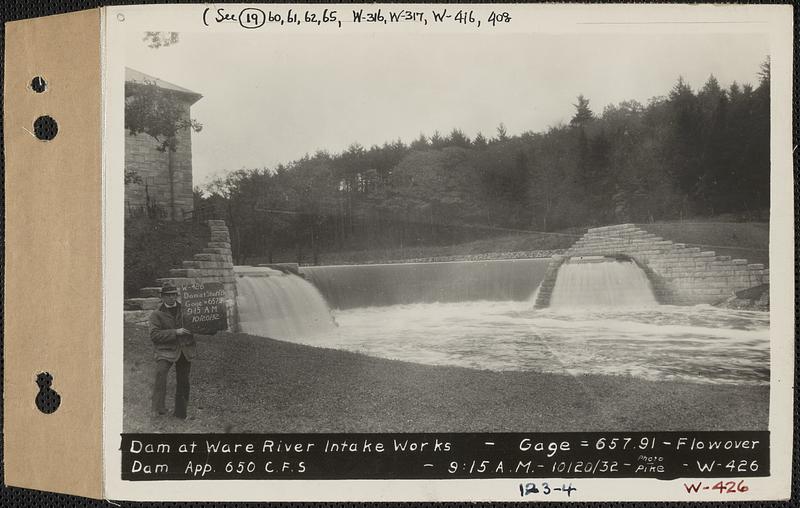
<box><xmin>235</xmin><ymin>266</ymin><xmax>336</xmax><ymax>341</ymax></box>
<box><xmin>302</xmin><ymin>258</ymin><xmax>551</xmax><ymax>309</ymax></box>
<box><xmin>549</xmin><ymin>258</ymin><xmax>658</xmax><ymax>309</ymax></box>
<box><xmin>233</xmin><ymin>258</ymin><xmax>769</xmax><ymax>385</ymax></box>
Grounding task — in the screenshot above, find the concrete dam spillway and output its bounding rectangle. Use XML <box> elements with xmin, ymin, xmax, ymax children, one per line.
<box><xmin>302</xmin><ymin>258</ymin><xmax>551</xmax><ymax>310</ymax></box>
<box><xmin>233</xmin><ymin>257</ymin><xmax>769</xmax><ymax>386</ymax></box>
<box><xmin>235</xmin><ymin>257</ymin><xmax>657</xmax><ymax>332</ymax></box>
<box><xmin>234</xmin><ymin>258</ymin><xmax>551</xmax><ymax>337</ymax></box>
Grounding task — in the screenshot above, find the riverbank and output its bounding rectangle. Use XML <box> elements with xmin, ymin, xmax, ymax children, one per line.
<box><xmin>123</xmin><ymin>325</ymin><xmax>768</xmax><ymax>433</ymax></box>
<box><xmin>311</xmin><ymin>249</ymin><xmax>565</xmax><ymax>266</ymax></box>
<box><xmin>248</xmin><ymin>220</ymin><xmax>768</xmax><ymax>267</ymax></box>
<box><xmin>253</xmin><ymin>230</ymin><xmax>581</xmax><ymax>266</ymax></box>
<box><xmin>638</xmin><ymin>222</ymin><xmax>769</xmax><ymax>266</ymax></box>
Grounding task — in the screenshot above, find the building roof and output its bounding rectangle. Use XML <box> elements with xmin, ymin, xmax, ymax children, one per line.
<box><xmin>125</xmin><ymin>67</ymin><xmax>202</xmax><ymax>103</ymax></box>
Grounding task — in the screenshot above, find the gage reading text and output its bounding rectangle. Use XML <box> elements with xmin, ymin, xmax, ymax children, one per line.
<box><xmin>120</xmin><ymin>432</ymin><xmax>768</xmax><ymax>481</ymax></box>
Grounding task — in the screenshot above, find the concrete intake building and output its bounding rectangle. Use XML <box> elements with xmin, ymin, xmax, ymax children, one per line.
<box><xmin>124</xmin><ymin>68</ymin><xmax>202</xmax><ymax>221</ymax></box>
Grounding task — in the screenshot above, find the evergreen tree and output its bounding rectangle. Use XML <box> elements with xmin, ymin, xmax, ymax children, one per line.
<box><xmin>448</xmin><ymin>128</ymin><xmax>471</xmax><ymax>148</ymax></box>
<box><xmin>193</xmin><ymin>63</ymin><xmax>771</xmax><ymax>262</ymax></box>
<box><xmin>758</xmin><ymin>56</ymin><xmax>770</xmax><ymax>87</ymax></box>
<box><xmin>570</xmin><ymin>95</ymin><xmax>594</xmax><ymax>127</ymax></box>
<box><xmin>495</xmin><ymin>123</ymin><xmax>508</xmax><ymax>142</ymax></box>
<box><xmin>410</xmin><ymin>133</ymin><xmax>429</xmax><ymax>149</ymax></box>
<box><xmin>667</xmin><ymin>76</ymin><xmax>703</xmax><ymax>203</ymax></box>
<box><xmin>728</xmin><ymin>81</ymin><xmax>741</xmax><ymax>100</ymax></box>
<box><xmin>429</xmin><ymin>130</ymin><xmax>446</xmax><ymax>148</ymax></box>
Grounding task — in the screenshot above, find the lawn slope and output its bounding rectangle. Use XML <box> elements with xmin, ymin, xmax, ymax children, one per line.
<box><xmin>124</xmin><ymin>325</ymin><xmax>768</xmax><ymax>433</ymax></box>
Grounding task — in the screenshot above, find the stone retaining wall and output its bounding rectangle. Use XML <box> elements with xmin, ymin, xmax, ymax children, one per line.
<box><xmin>532</xmin><ymin>255</ymin><xmax>566</xmax><ymax>308</ymax></box>
<box><xmin>124</xmin><ymin>220</ymin><xmax>239</xmax><ymax>330</ymax></box>
<box><xmin>541</xmin><ymin>223</ymin><xmax>769</xmax><ymax>306</ymax></box>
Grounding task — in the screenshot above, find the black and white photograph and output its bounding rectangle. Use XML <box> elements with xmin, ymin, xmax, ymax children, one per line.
<box><xmin>105</xmin><ymin>3</ymin><xmax>792</xmax><ymax>501</ymax></box>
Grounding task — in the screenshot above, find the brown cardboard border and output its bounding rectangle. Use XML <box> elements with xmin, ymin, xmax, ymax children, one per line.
<box><xmin>4</xmin><ymin>8</ymin><xmax>103</xmax><ymax>498</ymax></box>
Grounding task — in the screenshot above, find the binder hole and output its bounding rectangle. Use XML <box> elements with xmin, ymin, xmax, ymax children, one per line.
<box><xmin>30</xmin><ymin>76</ymin><xmax>47</xmax><ymax>93</ymax></box>
<box><xmin>33</xmin><ymin>116</ymin><xmax>58</xmax><ymax>141</ymax></box>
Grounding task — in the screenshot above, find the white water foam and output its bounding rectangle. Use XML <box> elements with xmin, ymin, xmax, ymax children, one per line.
<box><xmin>318</xmin><ymin>302</ymin><xmax>769</xmax><ymax>385</ymax></box>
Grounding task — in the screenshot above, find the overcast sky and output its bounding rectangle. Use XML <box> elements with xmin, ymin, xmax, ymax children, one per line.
<box><xmin>124</xmin><ymin>31</ymin><xmax>768</xmax><ymax>186</ymax></box>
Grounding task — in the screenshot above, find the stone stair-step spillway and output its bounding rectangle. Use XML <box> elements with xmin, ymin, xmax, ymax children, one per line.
<box><xmin>123</xmin><ymin>220</ymin><xmax>239</xmax><ymax>329</ymax></box>
<box><xmin>534</xmin><ymin>223</ymin><xmax>769</xmax><ymax>307</ymax></box>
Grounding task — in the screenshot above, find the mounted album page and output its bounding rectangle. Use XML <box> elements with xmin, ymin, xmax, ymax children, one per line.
<box><xmin>3</xmin><ymin>3</ymin><xmax>794</xmax><ymax>502</ymax></box>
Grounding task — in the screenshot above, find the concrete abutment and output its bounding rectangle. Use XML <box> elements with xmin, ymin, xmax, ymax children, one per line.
<box><xmin>537</xmin><ymin>223</ymin><xmax>768</xmax><ymax>307</ymax></box>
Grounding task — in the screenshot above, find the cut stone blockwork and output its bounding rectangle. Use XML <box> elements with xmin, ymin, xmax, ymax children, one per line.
<box><xmin>532</xmin><ymin>255</ymin><xmax>566</xmax><ymax>309</ymax></box>
<box><xmin>536</xmin><ymin>223</ymin><xmax>769</xmax><ymax>307</ymax></box>
<box><xmin>124</xmin><ymin>68</ymin><xmax>202</xmax><ymax>221</ymax></box>
<box><xmin>124</xmin><ymin>220</ymin><xmax>239</xmax><ymax>330</ymax></box>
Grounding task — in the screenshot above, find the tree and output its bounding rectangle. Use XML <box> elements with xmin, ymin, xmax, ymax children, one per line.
<box><xmin>757</xmin><ymin>56</ymin><xmax>770</xmax><ymax>87</ymax></box>
<box><xmin>666</xmin><ymin>76</ymin><xmax>703</xmax><ymax>201</ymax></box>
<box><xmin>194</xmin><ymin>62</ymin><xmax>770</xmax><ymax>260</ymax></box>
<box><xmin>700</xmin><ymin>74</ymin><xmax>723</xmax><ymax>98</ymax></box>
<box><xmin>743</xmin><ymin>56</ymin><xmax>771</xmax><ymax>212</ymax></box>
<box><xmin>669</xmin><ymin>76</ymin><xmax>693</xmax><ymax>101</ymax></box>
<box><xmin>472</xmin><ymin>132</ymin><xmax>488</xmax><ymax>148</ymax></box>
<box><xmin>570</xmin><ymin>95</ymin><xmax>594</xmax><ymax>127</ymax></box>
<box><xmin>495</xmin><ymin>123</ymin><xmax>508</xmax><ymax>142</ymax></box>
<box><xmin>429</xmin><ymin>130</ymin><xmax>446</xmax><ymax>149</ymax></box>
<box><xmin>728</xmin><ymin>81</ymin><xmax>741</xmax><ymax>100</ymax></box>
<box><xmin>695</xmin><ymin>74</ymin><xmax>731</xmax><ymax>213</ymax></box>
<box><xmin>125</xmin><ymin>81</ymin><xmax>203</xmax><ymax>152</ymax></box>
<box><xmin>586</xmin><ymin>128</ymin><xmax>613</xmax><ymax>220</ymax></box>
<box><xmin>448</xmin><ymin>128</ymin><xmax>471</xmax><ymax>148</ymax></box>
<box><xmin>410</xmin><ymin>133</ymin><xmax>429</xmax><ymax>149</ymax></box>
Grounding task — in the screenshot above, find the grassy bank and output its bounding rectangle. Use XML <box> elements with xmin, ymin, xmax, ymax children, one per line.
<box><xmin>124</xmin><ymin>325</ymin><xmax>768</xmax><ymax>433</ymax></box>
<box><xmin>252</xmin><ymin>229</ymin><xmax>580</xmax><ymax>266</ymax></box>
<box><xmin>311</xmin><ymin>230</ymin><xmax>581</xmax><ymax>265</ymax></box>
<box><xmin>639</xmin><ymin>222</ymin><xmax>769</xmax><ymax>266</ymax></box>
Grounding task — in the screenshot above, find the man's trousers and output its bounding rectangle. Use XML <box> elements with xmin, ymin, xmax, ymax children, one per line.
<box><xmin>151</xmin><ymin>352</ymin><xmax>191</xmax><ymax>418</ymax></box>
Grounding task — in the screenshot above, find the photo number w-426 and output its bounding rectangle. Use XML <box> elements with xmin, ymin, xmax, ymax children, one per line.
<box><xmin>684</xmin><ymin>480</ymin><xmax>750</xmax><ymax>494</ymax></box>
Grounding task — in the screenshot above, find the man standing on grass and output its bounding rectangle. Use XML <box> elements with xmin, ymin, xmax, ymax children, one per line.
<box><xmin>149</xmin><ymin>282</ymin><xmax>195</xmax><ymax>419</ymax></box>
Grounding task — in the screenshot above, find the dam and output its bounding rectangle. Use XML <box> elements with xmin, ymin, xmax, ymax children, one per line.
<box><xmin>234</xmin><ymin>256</ymin><xmax>768</xmax><ymax>386</ymax></box>
<box><xmin>302</xmin><ymin>258</ymin><xmax>551</xmax><ymax>309</ymax></box>
<box><xmin>125</xmin><ymin>220</ymin><xmax>768</xmax><ymax>386</ymax></box>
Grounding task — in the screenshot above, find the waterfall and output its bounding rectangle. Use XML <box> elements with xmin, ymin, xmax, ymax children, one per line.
<box><xmin>549</xmin><ymin>258</ymin><xmax>658</xmax><ymax>309</ymax></box>
<box><xmin>235</xmin><ymin>266</ymin><xmax>336</xmax><ymax>340</ymax></box>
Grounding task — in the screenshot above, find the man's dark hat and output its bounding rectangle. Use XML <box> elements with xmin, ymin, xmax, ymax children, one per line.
<box><xmin>161</xmin><ymin>282</ymin><xmax>179</xmax><ymax>295</ymax></box>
